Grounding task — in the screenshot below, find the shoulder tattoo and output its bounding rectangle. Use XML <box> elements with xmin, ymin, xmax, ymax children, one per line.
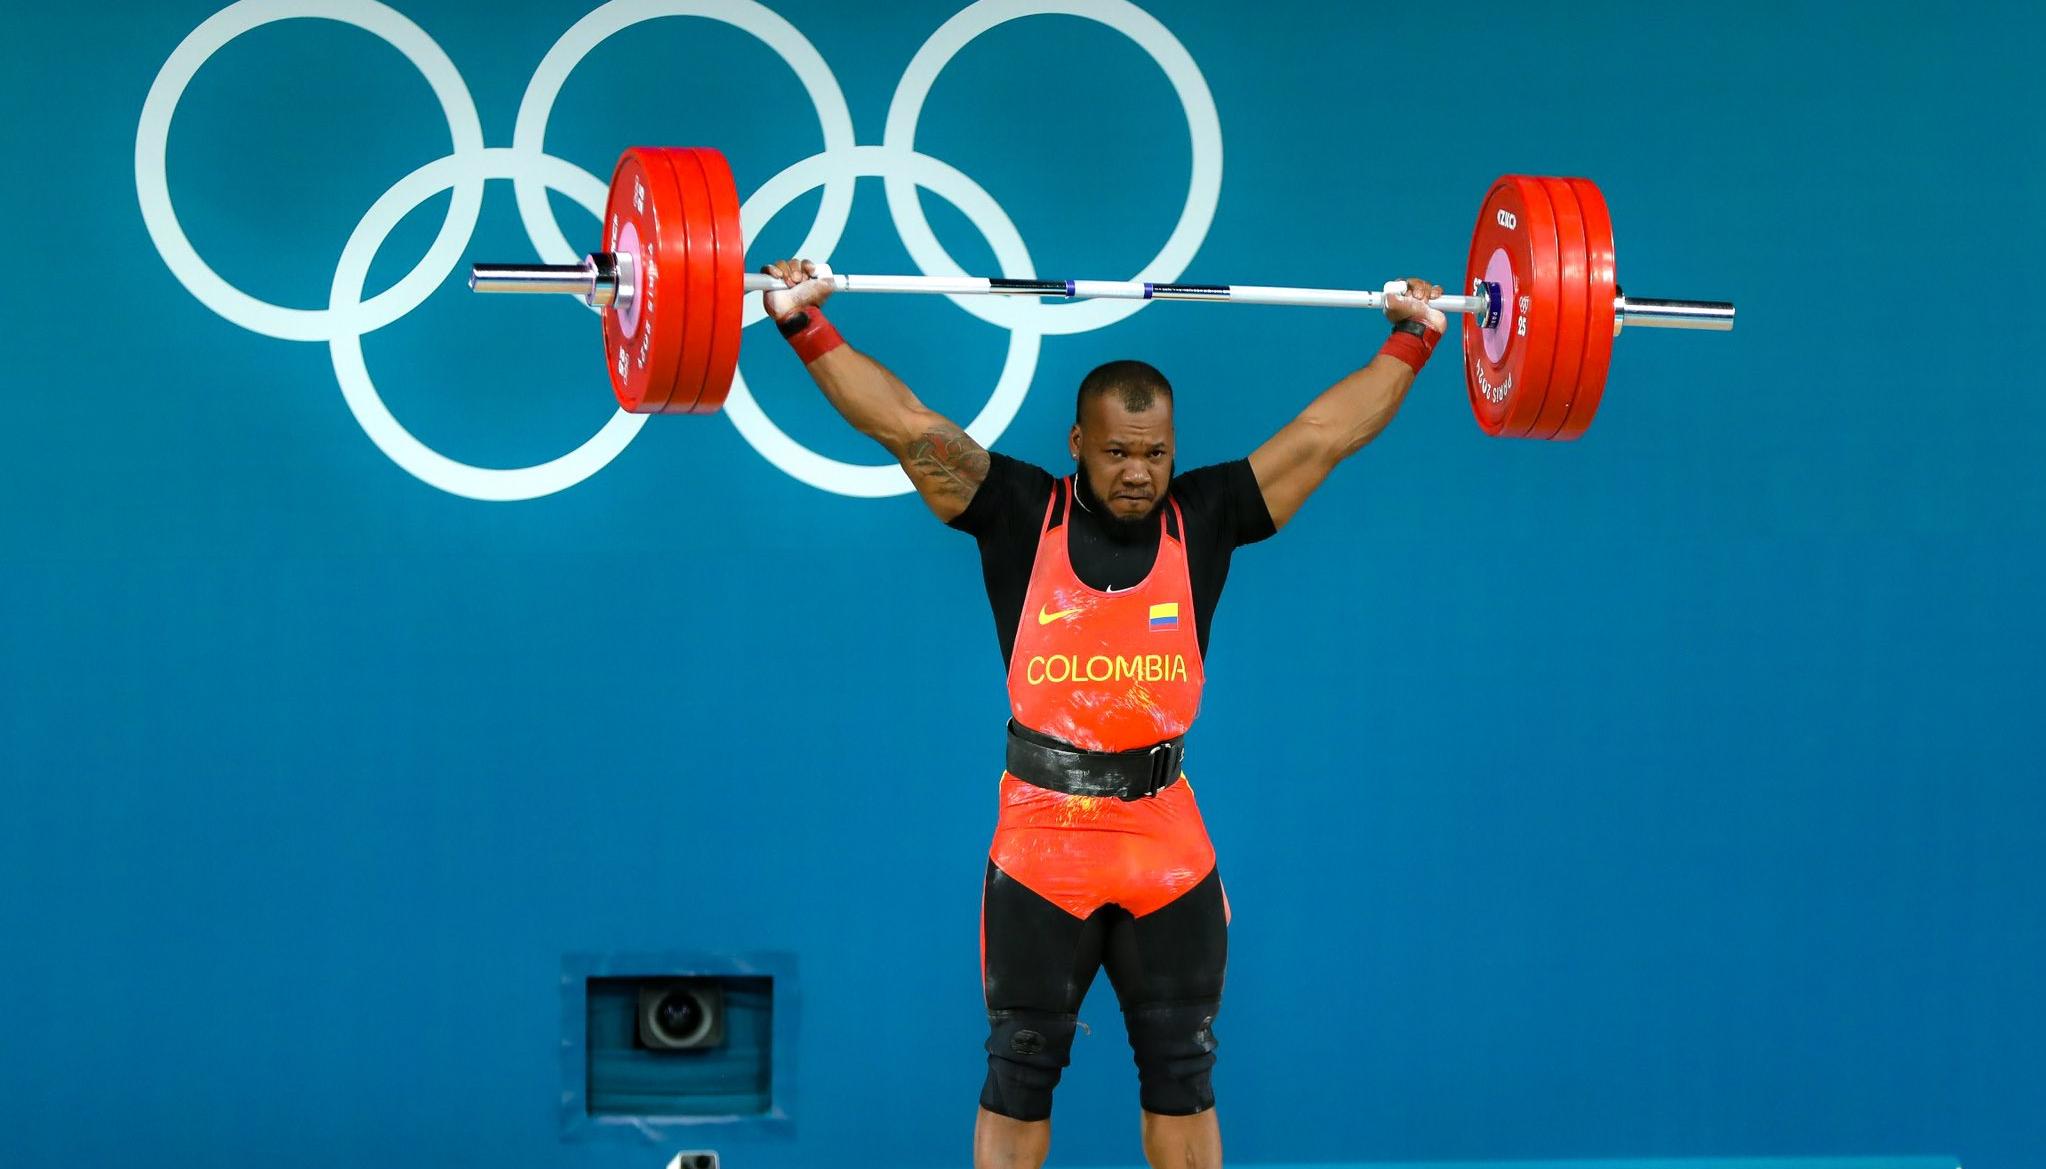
<box><xmin>904</xmin><ymin>422</ymin><xmax>991</xmax><ymax>501</ymax></box>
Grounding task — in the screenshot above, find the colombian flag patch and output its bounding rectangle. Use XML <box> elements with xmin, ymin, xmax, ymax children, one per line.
<box><xmin>1148</xmin><ymin>602</ymin><xmax>1180</xmax><ymax>631</ymax></box>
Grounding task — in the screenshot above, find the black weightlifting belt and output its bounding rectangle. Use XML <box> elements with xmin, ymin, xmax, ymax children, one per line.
<box><xmin>1004</xmin><ymin>720</ymin><xmax>1187</xmax><ymax>801</ymax></box>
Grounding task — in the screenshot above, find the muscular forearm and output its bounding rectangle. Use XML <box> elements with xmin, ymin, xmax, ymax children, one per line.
<box><xmin>1290</xmin><ymin>353</ymin><xmax>1418</xmax><ymax>462</ymax></box>
<box><xmin>1250</xmin><ymin>314</ymin><xmax>1439</xmax><ymax>529</ymax></box>
<box><xmin>761</xmin><ymin>260</ymin><xmax>992</xmax><ymax>521</ymax></box>
<box><xmin>793</xmin><ymin>324</ymin><xmax>989</xmax><ymax>521</ymax></box>
<box><xmin>801</xmin><ymin>342</ymin><xmax>930</xmax><ymax>454</ymax></box>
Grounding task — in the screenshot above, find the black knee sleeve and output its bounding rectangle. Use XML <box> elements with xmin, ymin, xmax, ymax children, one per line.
<box><xmin>1124</xmin><ymin>999</ymin><xmax>1219</xmax><ymax>1115</ymax></box>
<box><xmin>980</xmin><ymin>1009</ymin><xmax>1078</xmax><ymax>1121</ymax></box>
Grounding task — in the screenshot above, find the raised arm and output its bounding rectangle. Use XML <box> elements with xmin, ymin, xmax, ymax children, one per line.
<box><xmin>1248</xmin><ymin>277</ymin><xmax>1447</xmax><ymax>529</ymax></box>
<box><xmin>761</xmin><ymin>259</ymin><xmax>989</xmax><ymax>522</ymax></box>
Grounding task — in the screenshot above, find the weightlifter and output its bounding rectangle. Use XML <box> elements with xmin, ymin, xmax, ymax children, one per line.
<box><xmin>761</xmin><ymin>258</ymin><xmax>1447</xmax><ymax>1169</ymax></box>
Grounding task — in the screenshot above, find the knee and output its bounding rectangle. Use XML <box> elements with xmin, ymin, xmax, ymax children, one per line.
<box><xmin>1124</xmin><ymin>1000</ymin><xmax>1219</xmax><ymax>1116</ymax></box>
<box><xmin>980</xmin><ymin>1009</ymin><xmax>1078</xmax><ymax>1122</ymax></box>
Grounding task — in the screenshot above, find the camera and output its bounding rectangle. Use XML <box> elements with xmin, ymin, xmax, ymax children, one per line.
<box><xmin>637</xmin><ymin>980</ymin><xmax>726</xmax><ymax>1051</ymax></box>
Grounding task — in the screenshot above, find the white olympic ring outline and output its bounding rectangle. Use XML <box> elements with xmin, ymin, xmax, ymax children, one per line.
<box><xmin>135</xmin><ymin>0</ymin><xmax>1224</xmax><ymax>501</ymax></box>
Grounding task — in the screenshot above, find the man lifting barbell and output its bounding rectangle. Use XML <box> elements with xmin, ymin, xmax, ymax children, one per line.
<box><xmin>762</xmin><ymin>256</ymin><xmax>1447</xmax><ymax>1169</ymax></box>
<box><xmin>466</xmin><ymin>144</ymin><xmax>1735</xmax><ymax>1169</ymax></box>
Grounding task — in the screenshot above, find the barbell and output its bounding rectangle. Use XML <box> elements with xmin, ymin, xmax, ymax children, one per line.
<box><xmin>469</xmin><ymin>146</ymin><xmax>1733</xmax><ymax>438</ymax></box>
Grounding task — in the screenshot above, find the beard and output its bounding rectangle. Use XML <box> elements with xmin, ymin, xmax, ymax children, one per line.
<box><xmin>1079</xmin><ymin>468</ymin><xmax>1170</xmax><ymax>538</ymax></box>
<box><xmin>1105</xmin><ymin>499</ymin><xmax>1158</xmax><ymax>531</ymax></box>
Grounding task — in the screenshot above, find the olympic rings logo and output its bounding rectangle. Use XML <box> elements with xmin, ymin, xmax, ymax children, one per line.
<box><xmin>136</xmin><ymin>0</ymin><xmax>1223</xmax><ymax>502</ymax></box>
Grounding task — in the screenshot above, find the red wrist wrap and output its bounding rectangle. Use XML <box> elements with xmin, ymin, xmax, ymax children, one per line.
<box><xmin>781</xmin><ymin>309</ymin><xmax>845</xmax><ymax>365</ymax></box>
<box><xmin>1377</xmin><ymin>325</ymin><xmax>1442</xmax><ymax>373</ymax></box>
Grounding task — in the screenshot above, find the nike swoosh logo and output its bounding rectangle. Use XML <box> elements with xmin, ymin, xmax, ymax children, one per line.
<box><xmin>1038</xmin><ymin>604</ymin><xmax>1082</xmax><ymax>625</ymax></box>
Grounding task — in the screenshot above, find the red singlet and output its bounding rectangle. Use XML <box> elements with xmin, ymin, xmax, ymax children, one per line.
<box><xmin>991</xmin><ymin>479</ymin><xmax>1218</xmax><ymax>920</ymax></box>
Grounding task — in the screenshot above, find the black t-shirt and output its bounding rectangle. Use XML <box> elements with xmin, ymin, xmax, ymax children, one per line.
<box><xmin>949</xmin><ymin>453</ymin><xmax>1278</xmax><ymax>668</ymax></box>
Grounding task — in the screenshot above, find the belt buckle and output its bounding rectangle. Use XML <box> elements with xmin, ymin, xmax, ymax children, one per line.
<box><xmin>1143</xmin><ymin>741</ymin><xmax>1173</xmax><ymax>799</ymax></box>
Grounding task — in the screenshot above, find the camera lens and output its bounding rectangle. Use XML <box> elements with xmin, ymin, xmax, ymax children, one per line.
<box><xmin>653</xmin><ymin>990</ymin><xmax>706</xmax><ymax>1043</ymax></box>
<box><xmin>634</xmin><ymin>980</ymin><xmax>724</xmax><ymax>1051</ymax></box>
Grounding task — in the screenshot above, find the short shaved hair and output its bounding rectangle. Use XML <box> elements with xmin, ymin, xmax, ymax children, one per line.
<box><xmin>1076</xmin><ymin>360</ymin><xmax>1173</xmax><ymax>422</ymax></box>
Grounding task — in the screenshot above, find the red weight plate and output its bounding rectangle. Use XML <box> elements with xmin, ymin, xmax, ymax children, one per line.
<box><xmin>1463</xmin><ymin>176</ymin><xmax>1561</xmax><ymax>437</ymax></box>
<box><xmin>651</xmin><ymin>148</ymin><xmax>719</xmax><ymax>414</ymax></box>
<box><xmin>684</xmin><ymin>147</ymin><xmax>745</xmax><ymax>415</ymax></box>
<box><xmin>633</xmin><ymin>149</ymin><xmax>696</xmax><ymax>414</ymax></box>
<box><xmin>1557</xmin><ymin>177</ymin><xmax>1617</xmax><ymax>440</ymax></box>
<box><xmin>1503</xmin><ymin>176</ymin><xmax>1564</xmax><ymax>437</ymax></box>
<box><xmin>601</xmin><ymin>148</ymin><xmax>688</xmax><ymax>414</ymax></box>
<box><xmin>1529</xmin><ymin>177</ymin><xmax>1590</xmax><ymax>440</ymax></box>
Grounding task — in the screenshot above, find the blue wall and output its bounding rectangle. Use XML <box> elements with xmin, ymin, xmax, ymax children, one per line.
<box><xmin>2</xmin><ymin>2</ymin><xmax>2040</xmax><ymax>1167</ymax></box>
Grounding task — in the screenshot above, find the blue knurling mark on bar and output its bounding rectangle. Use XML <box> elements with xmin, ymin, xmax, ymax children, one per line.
<box><xmin>1066</xmin><ymin>280</ymin><xmax>1076</xmax><ymax>298</ymax></box>
<box><xmin>1144</xmin><ymin>283</ymin><xmax>1155</xmax><ymax>299</ymax></box>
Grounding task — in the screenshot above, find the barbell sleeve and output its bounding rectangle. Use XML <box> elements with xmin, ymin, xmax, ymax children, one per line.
<box><xmin>471</xmin><ymin>254</ymin><xmax>627</xmax><ymax>308</ymax></box>
<box><xmin>471</xmin><ymin>263</ymin><xmax>594</xmax><ymax>295</ymax></box>
<box><xmin>1614</xmin><ymin>295</ymin><xmax>1736</xmax><ymax>332</ymax></box>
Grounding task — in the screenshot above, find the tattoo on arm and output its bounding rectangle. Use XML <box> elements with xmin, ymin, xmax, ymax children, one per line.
<box><xmin>903</xmin><ymin>422</ymin><xmax>991</xmax><ymax>502</ymax></box>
